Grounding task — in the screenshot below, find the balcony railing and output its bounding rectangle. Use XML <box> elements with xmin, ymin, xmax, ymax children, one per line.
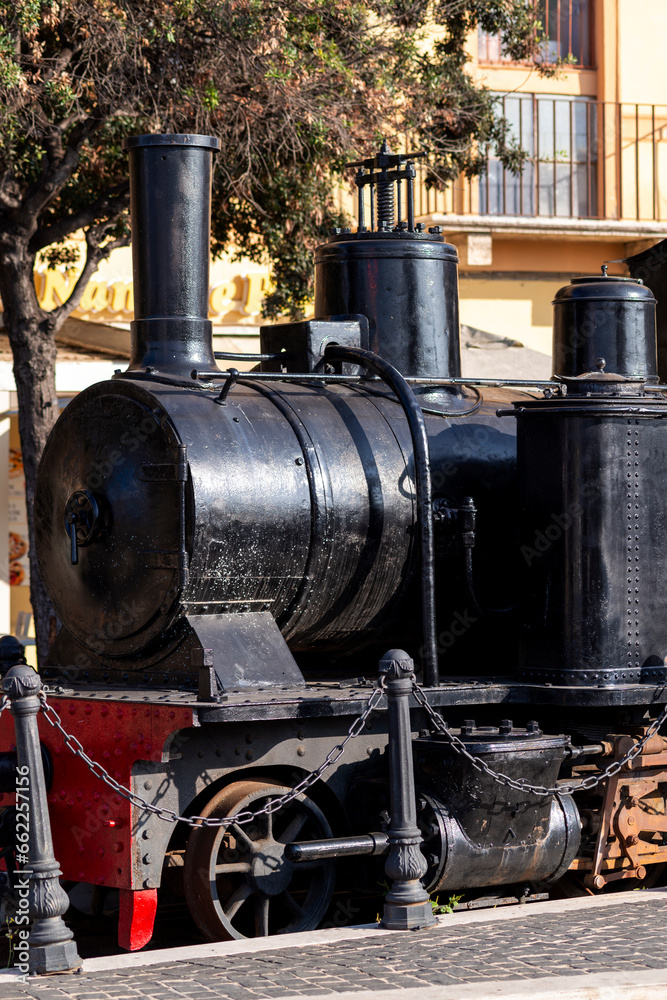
<box><xmin>414</xmin><ymin>97</ymin><xmax>667</xmax><ymax>224</ymax></box>
<box><xmin>479</xmin><ymin>0</ymin><xmax>594</xmax><ymax>69</ymax></box>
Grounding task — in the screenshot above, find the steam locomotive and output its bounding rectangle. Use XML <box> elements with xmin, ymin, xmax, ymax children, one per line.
<box><xmin>3</xmin><ymin>132</ymin><xmax>667</xmax><ymax>951</ymax></box>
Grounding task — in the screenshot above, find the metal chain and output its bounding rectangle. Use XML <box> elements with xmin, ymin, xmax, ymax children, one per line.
<box><xmin>0</xmin><ymin>695</ymin><xmax>10</xmax><ymax>719</ymax></box>
<box><xmin>38</xmin><ymin>681</ymin><xmax>386</xmax><ymax>827</ymax></box>
<box><xmin>411</xmin><ymin>681</ymin><xmax>667</xmax><ymax>796</ymax></box>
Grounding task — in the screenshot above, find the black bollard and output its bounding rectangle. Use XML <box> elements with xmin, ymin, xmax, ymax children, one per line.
<box><xmin>3</xmin><ymin>663</ymin><xmax>80</xmax><ymax>974</ymax></box>
<box><xmin>379</xmin><ymin>649</ymin><xmax>435</xmax><ymax>930</ymax></box>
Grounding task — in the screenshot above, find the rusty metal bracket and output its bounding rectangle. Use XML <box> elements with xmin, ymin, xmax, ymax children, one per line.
<box><xmin>580</xmin><ymin>731</ymin><xmax>667</xmax><ymax>889</ymax></box>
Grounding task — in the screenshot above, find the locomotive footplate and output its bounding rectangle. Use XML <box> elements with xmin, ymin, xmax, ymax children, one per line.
<box><xmin>34</xmin><ymin>675</ymin><xmax>667</xmax><ymax>716</ymax></box>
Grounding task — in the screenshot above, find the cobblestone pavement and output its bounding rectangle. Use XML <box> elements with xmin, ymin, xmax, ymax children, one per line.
<box><xmin>1</xmin><ymin>895</ymin><xmax>666</xmax><ymax>1000</ymax></box>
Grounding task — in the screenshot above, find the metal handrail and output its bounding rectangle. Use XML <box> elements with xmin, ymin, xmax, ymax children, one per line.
<box><xmin>413</xmin><ymin>99</ymin><xmax>667</xmax><ymax>224</ymax></box>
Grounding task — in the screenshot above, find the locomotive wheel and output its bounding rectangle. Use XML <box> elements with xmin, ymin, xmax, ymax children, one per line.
<box><xmin>183</xmin><ymin>777</ymin><xmax>335</xmax><ymax>941</ymax></box>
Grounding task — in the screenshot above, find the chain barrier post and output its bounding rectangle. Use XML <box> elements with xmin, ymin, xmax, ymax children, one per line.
<box><xmin>379</xmin><ymin>649</ymin><xmax>435</xmax><ymax>930</ymax></box>
<box><xmin>2</xmin><ymin>661</ymin><xmax>80</xmax><ymax>975</ymax></box>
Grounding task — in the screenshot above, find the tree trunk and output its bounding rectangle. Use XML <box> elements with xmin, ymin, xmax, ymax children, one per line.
<box><xmin>0</xmin><ymin>238</ymin><xmax>59</xmax><ymax>664</ymax></box>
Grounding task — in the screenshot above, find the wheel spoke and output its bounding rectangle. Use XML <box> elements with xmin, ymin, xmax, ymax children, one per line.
<box><xmin>230</xmin><ymin>822</ymin><xmax>255</xmax><ymax>852</ymax></box>
<box><xmin>277</xmin><ymin>811</ymin><xmax>308</xmax><ymax>844</ymax></box>
<box><xmin>259</xmin><ymin>808</ymin><xmax>273</xmax><ymax>840</ymax></box>
<box><xmin>214</xmin><ymin>861</ymin><xmax>251</xmax><ymax>874</ymax></box>
<box><xmin>281</xmin><ymin>891</ymin><xmax>305</xmax><ymax>920</ymax></box>
<box><xmin>255</xmin><ymin>896</ymin><xmax>270</xmax><ymax>936</ymax></box>
<box><xmin>223</xmin><ymin>882</ymin><xmax>253</xmax><ymax>919</ymax></box>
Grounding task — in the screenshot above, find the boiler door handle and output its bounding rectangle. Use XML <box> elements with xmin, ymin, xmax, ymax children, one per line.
<box><xmin>66</xmin><ymin>512</ymin><xmax>79</xmax><ymax>565</ymax></box>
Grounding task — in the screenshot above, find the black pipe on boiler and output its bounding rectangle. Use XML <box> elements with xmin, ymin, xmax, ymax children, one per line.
<box><xmin>325</xmin><ymin>344</ymin><xmax>438</xmax><ymax>686</ymax></box>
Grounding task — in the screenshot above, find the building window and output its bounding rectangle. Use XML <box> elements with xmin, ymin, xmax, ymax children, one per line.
<box><xmin>478</xmin><ymin>0</ymin><xmax>593</xmax><ymax>68</ymax></box>
<box><xmin>477</xmin><ymin>27</ymin><xmax>513</xmax><ymax>65</ymax></box>
<box><xmin>479</xmin><ymin>94</ymin><xmax>597</xmax><ymax>218</ymax></box>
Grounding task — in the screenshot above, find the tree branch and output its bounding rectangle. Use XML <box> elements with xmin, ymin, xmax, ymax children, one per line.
<box><xmin>47</xmin><ymin>226</ymin><xmax>130</xmax><ymax>333</ymax></box>
<box><xmin>41</xmin><ymin>45</ymin><xmax>83</xmax><ymax>86</ymax></box>
<box><xmin>29</xmin><ymin>186</ymin><xmax>129</xmax><ymax>252</ymax></box>
<box><xmin>21</xmin><ymin>116</ymin><xmax>103</xmax><ymax>223</ymax></box>
<box><xmin>0</xmin><ymin>172</ymin><xmax>23</xmax><ymax>211</ymax></box>
<box><xmin>56</xmin><ymin>110</ymin><xmax>89</xmax><ymax>134</ymax></box>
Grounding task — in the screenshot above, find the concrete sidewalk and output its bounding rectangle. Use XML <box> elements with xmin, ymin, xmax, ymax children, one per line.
<box><xmin>1</xmin><ymin>890</ymin><xmax>666</xmax><ymax>999</ymax></box>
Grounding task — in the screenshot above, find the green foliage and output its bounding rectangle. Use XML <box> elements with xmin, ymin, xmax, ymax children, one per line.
<box><xmin>431</xmin><ymin>891</ymin><xmax>464</xmax><ymax>914</ymax></box>
<box><xmin>4</xmin><ymin>915</ymin><xmax>18</xmax><ymax>967</ymax></box>
<box><xmin>38</xmin><ymin>244</ymin><xmax>81</xmax><ymax>269</ymax></box>
<box><xmin>212</xmin><ymin>161</ymin><xmax>348</xmax><ymax>319</ymax></box>
<box><xmin>0</xmin><ymin>0</ymin><xmax>553</xmax><ymax>317</ymax></box>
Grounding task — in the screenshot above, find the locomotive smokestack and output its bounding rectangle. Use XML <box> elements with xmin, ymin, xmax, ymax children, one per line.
<box><xmin>122</xmin><ymin>133</ymin><xmax>221</xmax><ymax>375</ymax></box>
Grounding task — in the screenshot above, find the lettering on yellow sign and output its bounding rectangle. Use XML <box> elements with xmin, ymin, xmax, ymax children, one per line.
<box><xmin>209</xmin><ymin>279</ymin><xmax>242</xmax><ymax>316</ymax></box>
<box><xmin>243</xmin><ymin>273</ymin><xmax>272</xmax><ymax>317</ymax></box>
<box><xmin>26</xmin><ymin>268</ymin><xmax>273</xmax><ymax>323</ymax></box>
<box><xmin>106</xmin><ymin>281</ymin><xmax>135</xmax><ymax>315</ymax></box>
